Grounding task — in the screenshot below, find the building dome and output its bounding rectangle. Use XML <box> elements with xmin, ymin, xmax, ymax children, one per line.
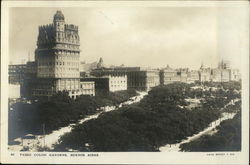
<box><xmin>54</xmin><ymin>10</ymin><xmax>64</xmax><ymax>21</ymax></box>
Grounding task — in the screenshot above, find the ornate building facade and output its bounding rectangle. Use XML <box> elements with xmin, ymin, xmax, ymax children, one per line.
<box><xmin>23</xmin><ymin>11</ymin><xmax>92</xmax><ymax>99</ymax></box>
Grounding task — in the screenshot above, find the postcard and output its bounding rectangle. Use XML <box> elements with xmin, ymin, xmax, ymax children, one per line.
<box><xmin>1</xmin><ymin>0</ymin><xmax>249</xmax><ymax>164</ymax></box>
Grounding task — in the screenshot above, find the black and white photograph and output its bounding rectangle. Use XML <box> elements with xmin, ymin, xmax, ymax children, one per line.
<box><xmin>1</xmin><ymin>0</ymin><xmax>249</xmax><ymax>164</ymax></box>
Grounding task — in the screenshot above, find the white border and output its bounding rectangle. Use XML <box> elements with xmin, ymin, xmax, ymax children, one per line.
<box><xmin>1</xmin><ymin>1</ymin><xmax>249</xmax><ymax>164</ymax></box>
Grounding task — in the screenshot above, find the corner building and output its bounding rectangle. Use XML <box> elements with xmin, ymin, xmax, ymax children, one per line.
<box><xmin>90</xmin><ymin>68</ymin><xmax>128</xmax><ymax>92</ymax></box>
<box><xmin>32</xmin><ymin>11</ymin><xmax>83</xmax><ymax>98</ymax></box>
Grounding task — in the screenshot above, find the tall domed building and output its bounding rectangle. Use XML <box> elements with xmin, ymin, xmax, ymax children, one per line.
<box><xmin>24</xmin><ymin>11</ymin><xmax>94</xmax><ymax>98</ymax></box>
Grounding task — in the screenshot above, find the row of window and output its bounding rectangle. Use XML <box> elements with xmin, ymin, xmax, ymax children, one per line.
<box><xmin>80</xmin><ymin>84</ymin><xmax>94</xmax><ymax>88</ymax></box>
<box><xmin>55</xmin><ymin>41</ymin><xmax>79</xmax><ymax>48</ymax></box>
<box><xmin>59</xmin><ymin>83</ymin><xmax>79</xmax><ymax>87</ymax></box>
<box><xmin>109</xmin><ymin>75</ymin><xmax>127</xmax><ymax>77</ymax></box>
<box><xmin>55</xmin><ymin>55</ymin><xmax>79</xmax><ymax>59</ymax></box>
<box><xmin>82</xmin><ymin>89</ymin><xmax>95</xmax><ymax>94</ymax></box>
<box><xmin>110</xmin><ymin>85</ymin><xmax>127</xmax><ymax>88</ymax></box>
<box><xmin>9</xmin><ymin>70</ymin><xmax>25</xmax><ymax>73</ymax></box>
<box><xmin>38</xmin><ymin>61</ymin><xmax>79</xmax><ymax>66</ymax></box>
<box><xmin>38</xmin><ymin>68</ymin><xmax>79</xmax><ymax>72</ymax></box>
<box><xmin>58</xmin><ymin>85</ymin><xmax>79</xmax><ymax>90</ymax></box>
<box><xmin>9</xmin><ymin>65</ymin><xmax>26</xmax><ymax>69</ymax></box>
<box><xmin>55</xmin><ymin>50</ymin><xmax>79</xmax><ymax>55</ymax></box>
<box><xmin>58</xmin><ymin>79</ymin><xmax>79</xmax><ymax>82</ymax></box>
<box><xmin>38</xmin><ymin>73</ymin><xmax>79</xmax><ymax>77</ymax></box>
<box><xmin>34</xmin><ymin>91</ymin><xmax>94</xmax><ymax>97</ymax></box>
<box><xmin>110</xmin><ymin>80</ymin><xmax>126</xmax><ymax>84</ymax></box>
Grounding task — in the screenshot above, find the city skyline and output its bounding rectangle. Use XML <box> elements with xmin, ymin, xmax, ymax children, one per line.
<box><xmin>9</xmin><ymin>7</ymin><xmax>247</xmax><ymax>70</ymax></box>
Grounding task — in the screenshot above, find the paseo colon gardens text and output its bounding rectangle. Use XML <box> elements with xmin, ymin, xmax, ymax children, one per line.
<box><xmin>16</xmin><ymin>153</ymin><xmax>99</xmax><ymax>157</ymax></box>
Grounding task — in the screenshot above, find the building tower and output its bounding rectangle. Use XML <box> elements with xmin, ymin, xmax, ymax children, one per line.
<box><xmin>218</xmin><ymin>59</ymin><xmax>230</xmax><ymax>69</ymax></box>
<box><xmin>97</xmin><ymin>57</ymin><xmax>104</xmax><ymax>68</ymax></box>
<box><xmin>33</xmin><ymin>10</ymin><xmax>81</xmax><ymax>98</ymax></box>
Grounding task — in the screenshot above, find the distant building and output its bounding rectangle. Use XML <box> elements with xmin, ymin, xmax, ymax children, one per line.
<box><xmin>230</xmin><ymin>69</ymin><xmax>241</xmax><ymax>81</ymax></box>
<box><xmin>187</xmin><ymin>70</ymin><xmax>199</xmax><ymax>83</ymax></box>
<box><xmin>8</xmin><ymin>64</ymin><xmax>26</xmax><ymax>84</ymax></box>
<box><xmin>90</xmin><ymin>68</ymin><xmax>127</xmax><ymax>92</ymax></box>
<box><xmin>221</xmin><ymin>69</ymin><xmax>231</xmax><ymax>82</ymax></box>
<box><xmin>108</xmin><ymin>74</ymin><xmax>127</xmax><ymax>92</ymax></box>
<box><xmin>160</xmin><ymin>66</ymin><xmax>194</xmax><ymax>85</ymax></box>
<box><xmin>211</xmin><ymin>68</ymin><xmax>222</xmax><ymax>82</ymax></box>
<box><xmin>91</xmin><ymin>66</ymin><xmax>160</xmax><ymax>91</ymax></box>
<box><xmin>79</xmin><ymin>81</ymin><xmax>95</xmax><ymax>96</ymax></box>
<box><xmin>176</xmin><ymin>68</ymin><xmax>189</xmax><ymax>83</ymax></box>
<box><xmin>160</xmin><ymin>62</ymin><xmax>240</xmax><ymax>84</ymax></box>
<box><xmin>218</xmin><ymin>60</ymin><xmax>230</xmax><ymax>69</ymax></box>
<box><xmin>160</xmin><ymin>65</ymin><xmax>179</xmax><ymax>85</ymax></box>
<box><xmin>199</xmin><ymin>64</ymin><xmax>211</xmax><ymax>82</ymax></box>
<box><xmin>96</xmin><ymin>67</ymin><xmax>160</xmax><ymax>91</ymax></box>
<box><xmin>211</xmin><ymin>69</ymin><xmax>231</xmax><ymax>82</ymax></box>
<box><xmin>210</xmin><ymin>61</ymin><xmax>240</xmax><ymax>82</ymax></box>
<box><xmin>81</xmin><ymin>77</ymin><xmax>109</xmax><ymax>94</ymax></box>
<box><xmin>125</xmin><ymin>68</ymin><xmax>160</xmax><ymax>91</ymax></box>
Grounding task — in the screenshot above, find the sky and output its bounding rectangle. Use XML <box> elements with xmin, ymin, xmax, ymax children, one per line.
<box><xmin>9</xmin><ymin>6</ymin><xmax>248</xmax><ymax>70</ymax></box>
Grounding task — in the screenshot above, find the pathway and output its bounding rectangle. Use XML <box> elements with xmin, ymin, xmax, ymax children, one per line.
<box><xmin>8</xmin><ymin>91</ymin><xmax>147</xmax><ymax>151</ymax></box>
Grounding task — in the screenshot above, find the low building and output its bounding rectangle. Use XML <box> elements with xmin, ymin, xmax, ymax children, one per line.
<box><xmin>108</xmin><ymin>74</ymin><xmax>127</xmax><ymax>92</ymax></box>
<box><xmin>211</xmin><ymin>69</ymin><xmax>222</xmax><ymax>82</ymax></box>
<box><xmin>218</xmin><ymin>60</ymin><xmax>230</xmax><ymax>69</ymax></box>
<box><xmin>161</xmin><ymin>67</ymin><xmax>200</xmax><ymax>85</ymax></box>
<box><xmin>211</xmin><ymin>66</ymin><xmax>240</xmax><ymax>82</ymax></box>
<box><xmin>9</xmin><ymin>64</ymin><xmax>26</xmax><ymax>84</ymax></box>
<box><xmin>221</xmin><ymin>69</ymin><xmax>230</xmax><ymax>82</ymax></box>
<box><xmin>79</xmin><ymin>81</ymin><xmax>95</xmax><ymax>96</ymax></box>
<box><xmin>199</xmin><ymin>70</ymin><xmax>211</xmax><ymax>82</ymax></box>
<box><xmin>230</xmin><ymin>69</ymin><xmax>241</xmax><ymax>81</ymax></box>
<box><xmin>126</xmin><ymin>68</ymin><xmax>160</xmax><ymax>91</ymax></box>
<box><xmin>90</xmin><ymin>68</ymin><xmax>128</xmax><ymax>92</ymax></box>
<box><xmin>187</xmin><ymin>70</ymin><xmax>199</xmax><ymax>83</ymax></box>
<box><xmin>145</xmin><ymin>69</ymin><xmax>160</xmax><ymax>90</ymax></box>
<box><xmin>160</xmin><ymin>66</ymin><xmax>180</xmax><ymax>85</ymax></box>
<box><xmin>176</xmin><ymin>68</ymin><xmax>189</xmax><ymax>83</ymax></box>
<box><xmin>81</xmin><ymin>77</ymin><xmax>109</xmax><ymax>94</ymax></box>
<box><xmin>199</xmin><ymin>64</ymin><xmax>211</xmax><ymax>82</ymax></box>
<box><xmin>68</xmin><ymin>82</ymin><xmax>95</xmax><ymax>99</ymax></box>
